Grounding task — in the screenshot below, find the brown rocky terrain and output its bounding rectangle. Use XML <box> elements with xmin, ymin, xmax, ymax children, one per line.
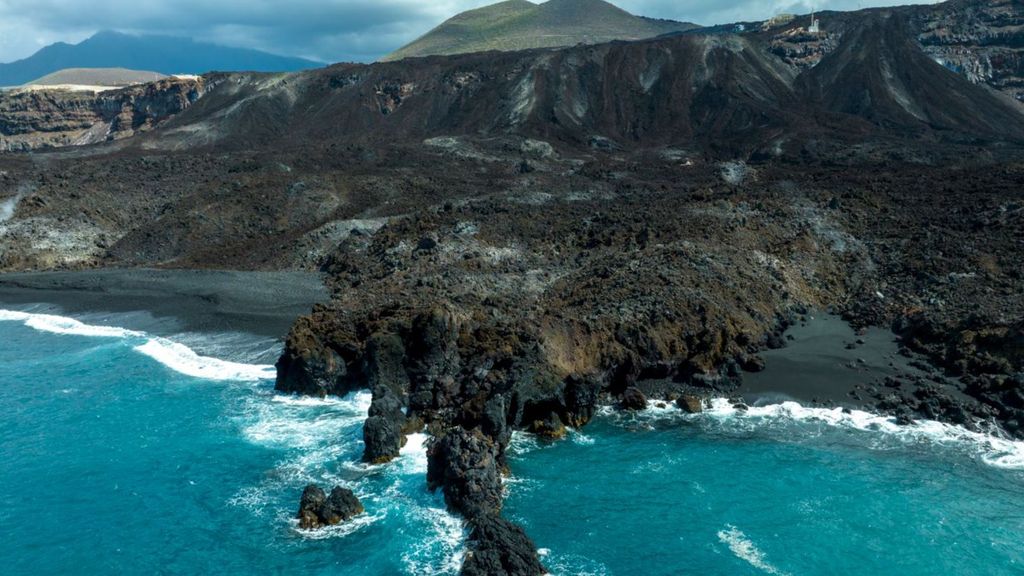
<box><xmin>0</xmin><ymin>76</ymin><xmax>202</xmax><ymax>151</ymax></box>
<box><xmin>0</xmin><ymin>1</ymin><xmax>1023</xmax><ymax>574</ymax></box>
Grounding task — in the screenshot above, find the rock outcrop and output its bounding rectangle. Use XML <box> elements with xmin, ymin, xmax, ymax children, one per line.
<box><xmin>296</xmin><ymin>484</ymin><xmax>364</xmax><ymax>530</ymax></box>
<box><xmin>914</xmin><ymin>0</ymin><xmax>1024</xmax><ymax>107</ymax></box>
<box><xmin>0</xmin><ymin>77</ymin><xmax>203</xmax><ymax>151</ymax></box>
<box><xmin>461</xmin><ymin>514</ymin><xmax>545</xmax><ymax>576</ymax></box>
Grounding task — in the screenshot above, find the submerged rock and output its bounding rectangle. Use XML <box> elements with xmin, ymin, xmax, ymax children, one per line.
<box><xmin>296</xmin><ymin>484</ymin><xmax>364</xmax><ymax>530</ymax></box>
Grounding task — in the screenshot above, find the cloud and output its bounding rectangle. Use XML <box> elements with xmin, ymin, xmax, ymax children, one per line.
<box><xmin>0</xmin><ymin>0</ymin><xmax>935</xmax><ymax>64</ymax></box>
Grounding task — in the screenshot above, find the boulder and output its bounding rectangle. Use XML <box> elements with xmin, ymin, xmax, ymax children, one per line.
<box><xmin>297</xmin><ymin>484</ymin><xmax>327</xmax><ymax>530</ymax></box>
<box><xmin>296</xmin><ymin>484</ymin><xmax>364</xmax><ymax>530</ymax></box>
<box><xmin>320</xmin><ymin>487</ymin><xmax>365</xmax><ymax>524</ymax></box>
<box><xmin>619</xmin><ymin>387</ymin><xmax>648</xmax><ymax>411</ymax></box>
<box><xmin>741</xmin><ymin>354</ymin><xmax>767</xmax><ymax>373</ymax></box>
<box><xmin>677</xmin><ymin>395</ymin><xmax>704</xmax><ymax>414</ymax></box>
<box><xmin>527</xmin><ymin>411</ymin><xmax>566</xmax><ymax>440</ymax></box>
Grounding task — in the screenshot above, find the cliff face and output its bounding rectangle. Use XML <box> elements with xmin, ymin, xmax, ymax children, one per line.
<box><xmin>0</xmin><ymin>77</ymin><xmax>203</xmax><ymax>151</ymax></box>
<box><xmin>915</xmin><ymin>0</ymin><xmax>1024</xmax><ymax>106</ymax></box>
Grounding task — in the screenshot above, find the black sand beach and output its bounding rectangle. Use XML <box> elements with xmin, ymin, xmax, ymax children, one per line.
<box><xmin>740</xmin><ymin>313</ymin><xmax>970</xmax><ymax>412</ymax></box>
<box><xmin>0</xmin><ymin>269</ymin><xmax>985</xmax><ymax>426</ymax></box>
<box><xmin>0</xmin><ymin>269</ymin><xmax>327</xmax><ymax>338</ymax></box>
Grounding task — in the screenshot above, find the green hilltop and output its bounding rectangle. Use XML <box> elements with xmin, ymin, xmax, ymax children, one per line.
<box><xmin>383</xmin><ymin>0</ymin><xmax>698</xmax><ymax>61</ymax></box>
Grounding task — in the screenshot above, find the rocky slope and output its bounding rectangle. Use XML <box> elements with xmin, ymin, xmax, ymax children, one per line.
<box><xmin>0</xmin><ymin>76</ymin><xmax>202</xmax><ymax>151</ymax></box>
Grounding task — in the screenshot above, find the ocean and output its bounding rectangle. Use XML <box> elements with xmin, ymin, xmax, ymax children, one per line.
<box><xmin>1</xmin><ymin>306</ymin><xmax>1022</xmax><ymax>575</ymax></box>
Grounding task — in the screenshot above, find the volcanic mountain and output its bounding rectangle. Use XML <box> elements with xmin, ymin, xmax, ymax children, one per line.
<box><xmin>0</xmin><ymin>31</ymin><xmax>322</xmax><ymax>87</ymax></box>
<box><xmin>382</xmin><ymin>0</ymin><xmax>698</xmax><ymax>61</ymax></box>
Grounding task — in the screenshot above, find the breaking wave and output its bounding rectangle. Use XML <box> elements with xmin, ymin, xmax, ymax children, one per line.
<box><xmin>600</xmin><ymin>398</ymin><xmax>1024</xmax><ymax>471</ymax></box>
<box><xmin>232</xmin><ymin>389</ymin><xmax>465</xmax><ymax>574</ymax></box>
<box><xmin>0</xmin><ymin>308</ymin><xmax>276</xmax><ymax>382</ymax></box>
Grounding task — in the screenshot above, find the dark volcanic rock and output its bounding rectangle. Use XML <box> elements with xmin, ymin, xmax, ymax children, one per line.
<box><xmin>527</xmin><ymin>411</ymin><xmax>567</xmax><ymax>440</ymax></box>
<box><xmin>677</xmin><ymin>395</ymin><xmax>705</xmax><ymax>414</ymax></box>
<box><xmin>320</xmin><ymin>487</ymin><xmax>365</xmax><ymax>524</ymax></box>
<box><xmin>363</xmin><ymin>379</ymin><xmax>409</xmax><ymax>463</ymax></box>
<box><xmin>296</xmin><ymin>484</ymin><xmax>364</xmax><ymax>530</ymax></box>
<box><xmin>427</xmin><ymin>427</ymin><xmax>503</xmax><ymax>519</ymax></box>
<box><xmin>297</xmin><ymin>484</ymin><xmax>327</xmax><ymax>530</ymax></box>
<box><xmin>462</xmin><ymin>514</ymin><xmax>545</xmax><ymax>576</ymax></box>
<box><xmin>275</xmin><ymin>316</ymin><xmax>357</xmax><ymax>398</ymax></box>
<box><xmin>619</xmin><ymin>387</ymin><xmax>648</xmax><ymax>411</ymax></box>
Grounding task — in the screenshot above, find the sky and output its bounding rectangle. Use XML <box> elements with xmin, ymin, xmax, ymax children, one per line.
<box><xmin>0</xmin><ymin>0</ymin><xmax>934</xmax><ymax>64</ymax></box>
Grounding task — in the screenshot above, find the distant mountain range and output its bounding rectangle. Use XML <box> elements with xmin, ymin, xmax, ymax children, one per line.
<box><xmin>383</xmin><ymin>0</ymin><xmax>698</xmax><ymax>61</ymax></box>
<box><xmin>0</xmin><ymin>31</ymin><xmax>323</xmax><ymax>87</ymax></box>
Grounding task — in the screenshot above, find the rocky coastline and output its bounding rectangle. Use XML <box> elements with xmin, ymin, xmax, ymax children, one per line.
<box><xmin>274</xmin><ymin>159</ymin><xmax>1022</xmax><ymax>574</ymax></box>
<box><xmin>0</xmin><ymin>1</ymin><xmax>1020</xmax><ymax>573</ymax></box>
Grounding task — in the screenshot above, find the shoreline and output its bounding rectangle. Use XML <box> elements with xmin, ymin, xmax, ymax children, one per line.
<box><xmin>0</xmin><ymin>271</ymin><xmax>991</xmax><ymax>442</ymax></box>
<box><xmin>0</xmin><ymin>268</ymin><xmax>327</xmax><ymax>339</ymax></box>
<box><xmin>738</xmin><ymin>313</ymin><xmax>968</xmax><ymax>409</ymax></box>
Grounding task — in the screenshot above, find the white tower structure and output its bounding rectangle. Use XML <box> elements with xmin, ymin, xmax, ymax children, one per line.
<box><xmin>808</xmin><ymin>11</ymin><xmax>821</xmax><ymax>35</ymax></box>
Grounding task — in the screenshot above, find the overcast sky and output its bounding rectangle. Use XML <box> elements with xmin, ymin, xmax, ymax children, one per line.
<box><xmin>0</xmin><ymin>0</ymin><xmax>934</xmax><ymax>64</ymax></box>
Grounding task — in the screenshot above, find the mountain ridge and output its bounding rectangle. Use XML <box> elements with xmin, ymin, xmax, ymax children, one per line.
<box><xmin>383</xmin><ymin>0</ymin><xmax>698</xmax><ymax>61</ymax></box>
<box><xmin>0</xmin><ymin>31</ymin><xmax>323</xmax><ymax>87</ymax></box>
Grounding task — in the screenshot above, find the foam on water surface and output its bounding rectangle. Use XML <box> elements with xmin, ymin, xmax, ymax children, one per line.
<box><xmin>0</xmin><ymin>308</ymin><xmax>275</xmax><ymax>382</ymax></box>
<box><xmin>595</xmin><ymin>396</ymin><xmax>1024</xmax><ymax>471</ymax></box>
<box><xmin>717</xmin><ymin>526</ymin><xmax>790</xmax><ymax>576</ymax></box>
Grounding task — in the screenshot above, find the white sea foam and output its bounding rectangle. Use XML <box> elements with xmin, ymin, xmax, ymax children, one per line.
<box><xmin>701</xmin><ymin>399</ymin><xmax>1024</xmax><ymax>471</ymax></box>
<box><xmin>717</xmin><ymin>525</ymin><xmax>790</xmax><ymax>576</ymax></box>
<box><xmin>595</xmin><ymin>396</ymin><xmax>1024</xmax><ymax>471</ymax></box>
<box><xmin>402</xmin><ymin>501</ymin><xmax>466</xmax><ymax>576</ymax></box>
<box><xmin>0</xmin><ymin>309</ymin><xmax>143</xmax><ymax>338</ymax></box>
<box><xmin>135</xmin><ymin>338</ymin><xmax>275</xmax><ymax>381</ymax></box>
<box><xmin>0</xmin><ymin>308</ymin><xmax>277</xmax><ymax>382</ymax></box>
<box><xmin>398</xmin><ymin>432</ymin><xmax>431</xmax><ymax>475</ymax></box>
<box><xmin>241</xmin><ymin>391</ymin><xmax>372</xmax><ymax>449</ymax></box>
<box><xmin>290</xmin><ymin>510</ymin><xmax>385</xmax><ymax>540</ymax></box>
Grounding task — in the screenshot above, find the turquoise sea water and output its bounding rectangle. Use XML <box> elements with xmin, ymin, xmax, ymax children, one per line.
<box><xmin>1</xmin><ymin>306</ymin><xmax>1023</xmax><ymax>575</ymax></box>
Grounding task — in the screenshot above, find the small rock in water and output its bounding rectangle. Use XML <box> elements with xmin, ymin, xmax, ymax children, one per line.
<box><xmin>296</xmin><ymin>484</ymin><xmax>364</xmax><ymax>530</ymax></box>
<box><xmin>619</xmin><ymin>387</ymin><xmax>648</xmax><ymax>411</ymax></box>
<box><xmin>677</xmin><ymin>395</ymin><xmax>704</xmax><ymax>414</ymax></box>
<box><xmin>528</xmin><ymin>412</ymin><xmax>567</xmax><ymax>440</ymax></box>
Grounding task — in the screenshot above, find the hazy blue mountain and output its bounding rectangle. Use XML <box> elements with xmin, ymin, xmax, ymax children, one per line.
<box><xmin>0</xmin><ymin>31</ymin><xmax>324</xmax><ymax>86</ymax></box>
